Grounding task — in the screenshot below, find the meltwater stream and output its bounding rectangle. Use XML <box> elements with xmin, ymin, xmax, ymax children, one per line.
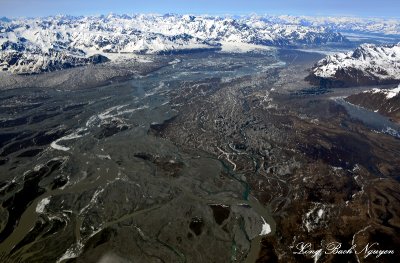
<box><xmin>0</xmin><ymin>52</ymin><xmax>283</xmax><ymax>262</ymax></box>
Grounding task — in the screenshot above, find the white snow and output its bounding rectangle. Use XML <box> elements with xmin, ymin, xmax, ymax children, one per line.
<box><xmin>0</xmin><ymin>14</ymin><xmax>348</xmax><ymax>74</ymax></box>
<box><xmin>36</xmin><ymin>196</ymin><xmax>51</xmax><ymax>214</ymax></box>
<box><xmin>313</xmin><ymin>43</ymin><xmax>400</xmax><ymax>80</ymax></box>
<box><xmin>259</xmin><ymin>216</ymin><xmax>271</xmax><ymax>235</ymax></box>
<box><xmin>50</xmin><ymin>128</ymin><xmax>88</xmax><ymax>151</ymax></box>
<box><xmin>79</xmin><ymin>188</ymin><xmax>105</xmax><ymax>214</ymax></box>
<box><xmin>219</xmin><ymin>42</ymin><xmax>274</xmax><ymax>53</ymax></box>
<box><xmin>264</xmin><ymin>15</ymin><xmax>400</xmax><ymax>35</ymax></box>
<box><xmin>363</xmin><ymin>84</ymin><xmax>400</xmax><ymax>99</ymax></box>
<box><xmin>50</xmin><ymin>141</ymin><xmax>70</xmax><ymax>151</ymax></box>
<box><xmin>317</xmin><ymin>209</ymin><xmax>324</xmax><ymax>218</ymax></box>
<box><xmin>56</xmin><ymin>241</ymin><xmax>84</xmax><ymax>263</ymax></box>
<box><xmin>385</xmin><ymin>85</ymin><xmax>400</xmax><ymax>99</ymax></box>
<box><xmin>303</xmin><ymin>203</ymin><xmax>329</xmax><ymax>232</ymax></box>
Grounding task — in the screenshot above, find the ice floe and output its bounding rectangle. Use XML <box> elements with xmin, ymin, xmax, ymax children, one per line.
<box><xmin>259</xmin><ymin>216</ymin><xmax>271</xmax><ymax>236</ymax></box>
<box><xmin>36</xmin><ymin>196</ymin><xmax>51</xmax><ymax>214</ymax></box>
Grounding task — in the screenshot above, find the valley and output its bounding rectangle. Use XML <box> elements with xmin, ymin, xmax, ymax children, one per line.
<box><xmin>0</xmin><ymin>45</ymin><xmax>399</xmax><ymax>263</ymax></box>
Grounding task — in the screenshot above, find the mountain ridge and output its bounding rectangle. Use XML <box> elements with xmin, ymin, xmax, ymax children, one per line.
<box><xmin>307</xmin><ymin>43</ymin><xmax>400</xmax><ymax>88</ymax></box>
<box><xmin>346</xmin><ymin>85</ymin><xmax>400</xmax><ymax>123</ymax></box>
<box><xmin>0</xmin><ymin>14</ymin><xmax>348</xmax><ymax>74</ymax></box>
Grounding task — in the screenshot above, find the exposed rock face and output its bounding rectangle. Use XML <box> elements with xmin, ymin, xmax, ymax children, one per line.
<box><xmin>307</xmin><ymin>43</ymin><xmax>400</xmax><ymax>88</ymax></box>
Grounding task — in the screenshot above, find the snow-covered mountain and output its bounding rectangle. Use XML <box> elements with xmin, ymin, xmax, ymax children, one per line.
<box><xmin>363</xmin><ymin>85</ymin><xmax>400</xmax><ymax>100</ymax></box>
<box><xmin>128</xmin><ymin>14</ymin><xmax>347</xmax><ymax>46</ymax></box>
<box><xmin>0</xmin><ymin>41</ymin><xmax>110</xmax><ymax>74</ymax></box>
<box><xmin>262</xmin><ymin>15</ymin><xmax>400</xmax><ymax>36</ymax></box>
<box><xmin>307</xmin><ymin>43</ymin><xmax>400</xmax><ymax>87</ymax></box>
<box><xmin>0</xmin><ymin>14</ymin><xmax>348</xmax><ymax>74</ymax></box>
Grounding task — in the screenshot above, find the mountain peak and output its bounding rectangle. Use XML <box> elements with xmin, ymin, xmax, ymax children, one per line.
<box><xmin>0</xmin><ymin>14</ymin><xmax>349</xmax><ymax>74</ymax></box>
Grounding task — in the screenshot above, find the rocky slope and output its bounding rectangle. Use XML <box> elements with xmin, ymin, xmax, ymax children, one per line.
<box><xmin>307</xmin><ymin>43</ymin><xmax>400</xmax><ymax>88</ymax></box>
<box><xmin>0</xmin><ymin>14</ymin><xmax>348</xmax><ymax>74</ymax></box>
<box><xmin>346</xmin><ymin>85</ymin><xmax>400</xmax><ymax>123</ymax></box>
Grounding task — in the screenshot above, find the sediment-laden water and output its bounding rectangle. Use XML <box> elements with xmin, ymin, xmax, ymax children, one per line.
<box><xmin>1</xmin><ymin>49</ymin><xmax>399</xmax><ymax>263</ymax></box>
<box><xmin>0</xmin><ymin>51</ymin><xmax>282</xmax><ymax>262</ymax></box>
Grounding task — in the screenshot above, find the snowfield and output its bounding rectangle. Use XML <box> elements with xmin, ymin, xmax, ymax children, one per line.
<box><xmin>364</xmin><ymin>85</ymin><xmax>400</xmax><ymax>99</ymax></box>
<box><xmin>0</xmin><ymin>14</ymin><xmax>347</xmax><ymax>74</ymax></box>
<box><xmin>311</xmin><ymin>43</ymin><xmax>400</xmax><ymax>81</ymax></box>
<box><xmin>263</xmin><ymin>15</ymin><xmax>400</xmax><ymax>35</ymax></box>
